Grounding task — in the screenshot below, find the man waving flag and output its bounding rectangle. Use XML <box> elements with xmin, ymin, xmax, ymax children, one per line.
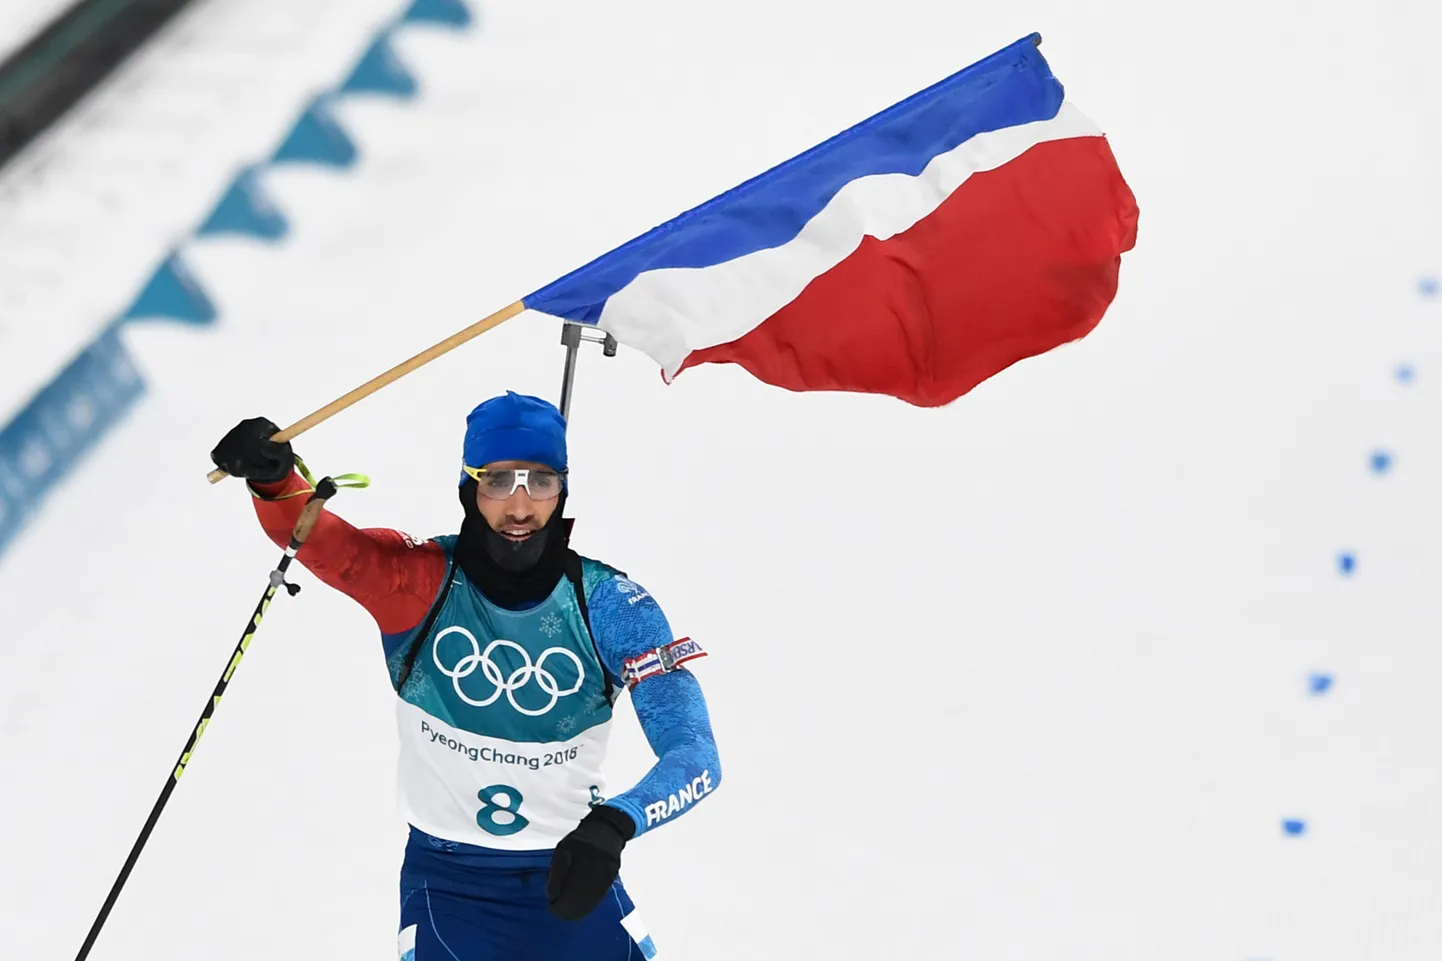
<box><xmin>183</xmin><ymin>32</ymin><xmax>1134</xmax><ymax>961</ymax></box>
<box><xmin>525</xmin><ymin>33</ymin><xmax>1139</xmax><ymax>407</ymax></box>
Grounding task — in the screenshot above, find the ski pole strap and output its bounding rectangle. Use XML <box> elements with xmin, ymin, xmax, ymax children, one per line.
<box><xmin>296</xmin><ymin>456</ymin><xmax>369</xmax><ymax>494</ymax></box>
<box><xmin>253</xmin><ymin>455</ymin><xmax>371</xmax><ymax>501</ymax></box>
<box><xmin>620</xmin><ymin>638</ymin><xmax>707</xmax><ymax>690</ymax></box>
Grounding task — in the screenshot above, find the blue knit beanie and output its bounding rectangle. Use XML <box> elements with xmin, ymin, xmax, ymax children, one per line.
<box><xmin>459</xmin><ymin>391</ymin><xmax>568</xmax><ymax>487</ymax></box>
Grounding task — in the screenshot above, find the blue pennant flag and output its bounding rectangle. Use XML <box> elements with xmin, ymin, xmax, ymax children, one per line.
<box><xmin>197</xmin><ymin>166</ymin><xmax>289</xmax><ymax>240</ymax></box>
<box><xmin>342</xmin><ymin>32</ymin><xmax>419</xmax><ymax>98</ymax></box>
<box><xmin>403</xmin><ymin>0</ymin><xmax>473</xmax><ymax>28</ymax></box>
<box><xmin>272</xmin><ymin>96</ymin><xmax>358</xmax><ymax>168</ymax></box>
<box><xmin>120</xmin><ymin>251</ymin><xmax>218</xmax><ymax>325</ymax></box>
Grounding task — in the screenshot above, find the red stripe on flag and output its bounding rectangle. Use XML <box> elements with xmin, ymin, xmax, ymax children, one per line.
<box><xmin>671</xmin><ymin>135</ymin><xmax>1139</xmax><ymax>407</ymax></box>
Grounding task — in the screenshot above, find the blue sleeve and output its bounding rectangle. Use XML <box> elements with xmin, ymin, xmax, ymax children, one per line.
<box><xmin>587</xmin><ymin>573</ymin><xmax>721</xmax><ymax>839</ymax></box>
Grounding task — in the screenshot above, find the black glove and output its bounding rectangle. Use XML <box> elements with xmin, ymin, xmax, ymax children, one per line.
<box><xmin>210</xmin><ymin>417</ymin><xmax>295</xmax><ymax>485</ymax></box>
<box><xmin>546</xmin><ymin>804</ymin><xmax>635</xmax><ymax>921</ymax></box>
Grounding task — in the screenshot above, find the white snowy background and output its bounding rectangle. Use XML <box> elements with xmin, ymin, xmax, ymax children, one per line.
<box><xmin>1</xmin><ymin>1</ymin><xmax>1440</xmax><ymax>959</ymax></box>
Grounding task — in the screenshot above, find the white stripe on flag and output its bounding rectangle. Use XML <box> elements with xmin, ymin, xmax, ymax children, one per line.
<box><xmin>596</xmin><ymin>102</ymin><xmax>1102</xmax><ymax>378</ymax></box>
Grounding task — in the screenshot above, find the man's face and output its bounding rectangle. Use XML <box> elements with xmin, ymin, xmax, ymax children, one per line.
<box><xmin>473</xmin><ymin>460</ymin><xmax>562</xmax><ymax>543</ymax></box>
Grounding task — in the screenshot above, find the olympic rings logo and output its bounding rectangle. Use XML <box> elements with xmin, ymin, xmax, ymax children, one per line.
<box><xmin>432</xmin><ymin>626</ymin><xmax>585</xmax><ymax>717</ymax></box>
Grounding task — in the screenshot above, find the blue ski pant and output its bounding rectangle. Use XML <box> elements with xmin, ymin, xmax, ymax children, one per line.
<box><xmin>398</xmin><ymin>833</ymin><xmax>657</xmax><ymax>960</ymax></box>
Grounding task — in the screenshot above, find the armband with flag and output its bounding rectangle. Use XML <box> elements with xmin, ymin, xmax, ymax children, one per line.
<box><xmin>621</xmin><ymin>637</ymin><xmax>707</xmax><ymax>689</ymax></box>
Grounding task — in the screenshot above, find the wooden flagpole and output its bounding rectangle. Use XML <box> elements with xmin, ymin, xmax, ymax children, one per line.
<box><xmin>206</xmin><ymin>300</ymin><xmax>527</xmax><ymax>484</ymax></box>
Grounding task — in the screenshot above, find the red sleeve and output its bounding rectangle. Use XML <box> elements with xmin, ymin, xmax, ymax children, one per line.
<box><xmin>249</xmin><ymin>471</ymin><xmax>448</xmax><ymax>636</ymax></box>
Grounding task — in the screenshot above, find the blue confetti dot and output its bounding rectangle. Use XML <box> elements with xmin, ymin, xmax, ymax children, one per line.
<box><xmin>1282</xmin><ymin>818</ymin><xmax>1307</xmax><ymax>836</ymax></box>
<box><xmin>1370</xmin><ymin>450</ymin><xmax>1394</xmax><ymax>475</ymax></box>
<box><xmin>1338</xmin><ymin>552</ymin><xmax>1357</xmax><ymax>576</ymax></box>
<box><xmin>1396</xmin><ymin>364</ymin><xmax>1416</xmax><ymax>384</ymax></box>
<box><xmin>1308</xmin><ymin>672</ymin><xmax>1334</xmax><ymax>695</ymax></box>
<box><xmin>1421</xmin><ymin>276</ymin><xmax>1440</xmax><ymax>298</ymax></box>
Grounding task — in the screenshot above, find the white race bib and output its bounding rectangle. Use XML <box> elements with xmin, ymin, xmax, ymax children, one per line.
<box><xmin>394</xmin><ymin>699</ymin><xmax>612</xmax><ymax>848</ymax></box>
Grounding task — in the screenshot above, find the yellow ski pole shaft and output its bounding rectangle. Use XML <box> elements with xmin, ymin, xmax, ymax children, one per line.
<box><xmin>73</xmin><ymin>477</ymin><xmax>339</xmax><ymax>961</ymax></box>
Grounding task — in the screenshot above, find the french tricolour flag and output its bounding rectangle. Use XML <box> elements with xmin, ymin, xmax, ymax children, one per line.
<box><xmin>524</xmin><ymin>33</ymin><xmax>1139</xmax><ymax>408</ymax></box>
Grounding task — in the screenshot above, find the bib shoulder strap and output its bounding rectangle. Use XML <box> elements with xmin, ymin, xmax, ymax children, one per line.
<box><xmin>565</xmin><ymin>550</ymin><xmax>618</xmax><ymax>703</ymax></box>
<box><xmin>395</xmin><ymin>554</ymin><xmax>457</xmax><ymax>693</ymax></box>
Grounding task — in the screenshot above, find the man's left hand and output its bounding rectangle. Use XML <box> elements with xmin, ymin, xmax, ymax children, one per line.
<box><xmin>546</xmin><ymin>805</ymin><xmax>636</xmax><ymax>921</ymax></box>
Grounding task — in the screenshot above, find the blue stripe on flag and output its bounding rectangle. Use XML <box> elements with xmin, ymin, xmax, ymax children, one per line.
<box><xmin>524</xmin><ymin>33</ymin><xmax>1061</xmax><ymax>324</ymax></box>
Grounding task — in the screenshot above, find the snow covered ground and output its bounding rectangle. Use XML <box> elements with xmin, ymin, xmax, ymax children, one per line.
<box><xmin>1</xmin><ymin>1</ymin><xmax>1440</xmax><ymax>959</ymax></box>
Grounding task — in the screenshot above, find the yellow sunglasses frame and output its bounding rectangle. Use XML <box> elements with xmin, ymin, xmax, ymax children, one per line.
<box><xmin>461</xmin><ymin>465</ymin><xmax>567</xmax><ymax>500</ymax></box>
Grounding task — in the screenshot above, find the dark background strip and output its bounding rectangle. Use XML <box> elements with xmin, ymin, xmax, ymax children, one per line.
<box><xmin>0</xmin><ymin>0</ymin><xmax>203</xmax><ymax>172</ymax></box>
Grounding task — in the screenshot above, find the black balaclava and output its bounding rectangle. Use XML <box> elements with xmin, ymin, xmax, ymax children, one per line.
<box><xmin>454</xmin><ymin>478</ymin><xmax>572</xmax><ymax>609</ymax></box>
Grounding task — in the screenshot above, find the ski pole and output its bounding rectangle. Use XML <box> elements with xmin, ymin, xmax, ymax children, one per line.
<box><xmin>73</xmin><ymin>477</ymin><xmax>341</xmax><ymax>961</ymax></box>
